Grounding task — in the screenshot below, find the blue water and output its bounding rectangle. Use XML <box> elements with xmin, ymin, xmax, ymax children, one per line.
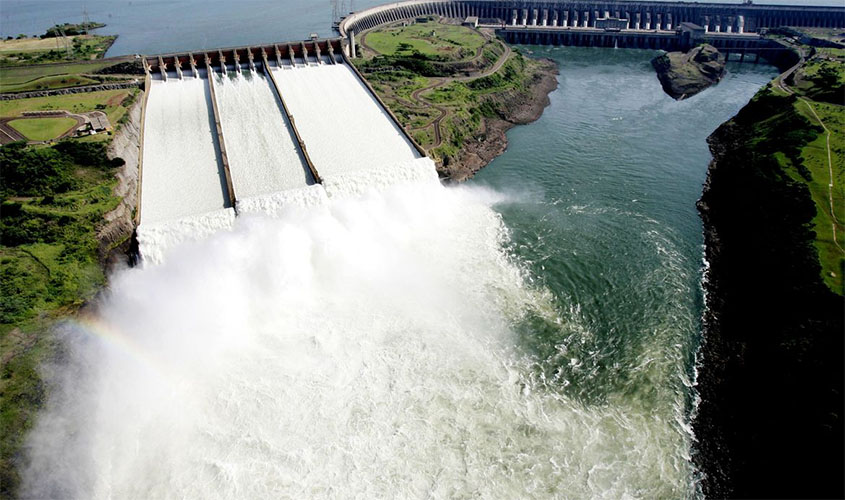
<box><xmin>472</xmin><ymin>46</ymin><xmax>777</xmax><ymax>412</ymax></box>
<box><xmin>1</xmin><ymin>0</ymin><xmax>840</xmax><ymax>57</ymax></box>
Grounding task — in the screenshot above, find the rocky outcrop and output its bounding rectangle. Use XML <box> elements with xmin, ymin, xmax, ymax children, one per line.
<box><xmin>439</xmin><ymin>58</ymin><xmax>558</xmax><ymax>182</ymax></box>
<box><xmin>652</xmin><ymin>44</ymin><xmax>726</xmax><ymax>100</ymax></box>
<box><xmin>99</xmin><ymin>93</ymin><xmax>142</xmax><ymax>269</ymax></box>
<box><xmin>694</xmin><ymin>89</ymin><xmax>844</xmax><ymax>498</ymax></box>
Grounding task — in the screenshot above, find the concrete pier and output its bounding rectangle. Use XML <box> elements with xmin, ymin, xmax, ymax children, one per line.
<box><xmin>204</xmin><ymin>56</ymin><xmax>237</xmax><ymax>210</ymax></box>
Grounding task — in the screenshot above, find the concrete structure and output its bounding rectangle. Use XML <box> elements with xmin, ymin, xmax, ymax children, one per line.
<box><xmin>339</xmin><ymin>1</ymin><xmax>844</xmax><ymax>38</ymax></box>
<box><xmin>336</xmin><ymin>0</ymin><xmax>838</xmax><ymax>68</ymax></box>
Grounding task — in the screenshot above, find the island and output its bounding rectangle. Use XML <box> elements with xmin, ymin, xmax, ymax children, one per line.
<box><xmin>652</xmin><ymin>44</ymin><xmax>726</xmax><ymax>100</ymax></box>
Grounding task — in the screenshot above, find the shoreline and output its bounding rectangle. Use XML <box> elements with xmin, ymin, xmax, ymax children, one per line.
<box><xmin>693</xmin><ymin>90</ymin><xmax>844</xmax><ymax>498</ymax></box>
<box><xmin>438</xmin><ymin>57</ymin><xmax>559</xmax><ymax>182</ymax></box>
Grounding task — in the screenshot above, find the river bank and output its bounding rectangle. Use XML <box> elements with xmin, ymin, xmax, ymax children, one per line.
<box><xmin>439</xmin><ymin>57</ymin><xmax>558</xmax><ymax>181</ymax></box>
<box><xmin>694</xmin><ymin>84</ymin><xmax>844</xmax><ymax>498</ymax></box>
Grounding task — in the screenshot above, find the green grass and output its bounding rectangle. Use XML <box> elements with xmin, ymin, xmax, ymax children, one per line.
<box><xmin>0</xmin><ymin>88</ymin><xmax>134</xmax><ymax>126</ymax></box>
<box><xmin>0</xmin><ymin>73</ymin><xmax>99</xmax><ymax>93</ymax></box>
<box><xmin>7</xmin><ymin>117</ymin><xmax>77</xmax><ymax>141</ymax></box>
<box><xmin>0</xmin><ymin>141</ymin><xmax>121</xmax><ymax>496</ymax></box>
<box><xmin>0</xmin><ymin>58</ymin><xmax>128</xmax><ymax>93</ymax></box>
<box><xmin>0</xmin><ymin>34</ymin><xmax>116</xmax><ymax>67</ymax></box>
<box><xmin>365</xmin><ymin>23</ymin><xmax>485</xmax><ymax>61</ymax></box>
<box><xmin>793</xmin><ymin>100</ymin><xmax>845</xmax><ymax>293</ymax></box>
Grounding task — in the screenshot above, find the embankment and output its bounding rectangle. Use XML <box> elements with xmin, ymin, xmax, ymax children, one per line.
<box><xmin>694</xmin><ymin>87</ymin><xmax>844</xmax><ymax>498</ymax></box>
<box><xmin>100</xmin><ymin>91</ymin><xmax>142</xmax><ymax>268</ymax></box>
<box><xmin>445</xmin><ymin>57</ymin><xmax>558</xmax><ymax>182</ymax></box>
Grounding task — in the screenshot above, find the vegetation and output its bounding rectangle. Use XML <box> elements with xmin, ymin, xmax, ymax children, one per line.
<box><xmin>0</xmin><ymin>34</ymin><xmax>116</xmax><ymax>67</ymax></box>
<box><xmin>695</xmin><ymin>82</ymin><xmax>844</xmax><ymax>499</ymax></box>
<box><xmin>0</xmin><ymin>140</ymin><xmax>123</xmax><ymax>497</ymax></box>
<box><xmin>7</xmin><ymin>117</ymin><xmax>77</xmax><ymax>141</ymax></box>
<box><xmin>0</xmin><ymin>88</ymin><xmax>137</xmax><ymax>141</ymax></box>
<box><xmin>42</xmin><ymin>22</ymin><xmax>106</xmax><ymax>38</ymax></box>
<box><xmin>355</xmin><ymin>20</ymin><xmax>549</xmax><ymax>170</ymax></box>
<box><xmin>365</xmin><ymin>23</ymin><xmax>486</xmax><ymax>61</ymax></box>
<box><xmin>0</xmin><ymin>58</ymin><xmax>133</xmax><ymax>93</ymax></box>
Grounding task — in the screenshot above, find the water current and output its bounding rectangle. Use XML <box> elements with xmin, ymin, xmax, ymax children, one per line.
<box><xmin>21</xmin><ymin>48</ymin><xmax>777</xmax><ymax>498</ymax></box>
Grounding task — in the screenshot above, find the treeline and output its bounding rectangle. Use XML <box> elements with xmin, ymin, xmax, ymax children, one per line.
<box><xmin>42</xmin><ymin>22</ymin><xmax>105</xmax><ymax>38</ymax></box>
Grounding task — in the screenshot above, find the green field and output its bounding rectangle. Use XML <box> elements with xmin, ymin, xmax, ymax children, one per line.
<box><xmin>365</xmin><ymin>23</ymin><xmax>486</xmax><ymax>61</ymax></box>
<box><xmin>0</xmin><ymin>89</ymin><xmax>134</xmax><ymax>129</ymax></box>
<box><xmin>8</xmin><ymin>116</ymin><xmax>77</xmax><ymax>141</ymax></box>
<box><xmin>794</xmin><ymin>100</ymin><xmax>845</xmax><ymax>293</ymax></box>
<box><xmin>0</xmin><ymin>141</ymin><xmax>123</xmax><ymax>496</ymax></box>
<box><xmin>0</xmin><ymin>34</ymin><xmax>115</xmax><ymax>66</ymax></box>
<box><xmin>0</xmin><ymin>58</ymin><xmax>129</xmax><ymax>93</ymax></box>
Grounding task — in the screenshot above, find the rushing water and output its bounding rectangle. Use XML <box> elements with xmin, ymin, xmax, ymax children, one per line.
<box><xmin>21</xmin><ymin>45</ymin><xmax>778</xmax><ymax>499</ymax></box>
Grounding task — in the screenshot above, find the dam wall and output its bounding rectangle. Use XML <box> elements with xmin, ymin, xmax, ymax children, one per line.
<box><xmin>339</xmin><ymin>1</ymin><xmax>844</xmax><ymax>37</ymax></box>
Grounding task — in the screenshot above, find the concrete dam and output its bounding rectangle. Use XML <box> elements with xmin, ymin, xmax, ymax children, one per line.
<box><xmin>136</xmin><ymin>40</ymin><xmax>433</xmax><ymax>261</ymax></box>
<box><xmin>136</xmin><ymin>1</ymin><xmax>843</xmax><ymax>261</ymax></box>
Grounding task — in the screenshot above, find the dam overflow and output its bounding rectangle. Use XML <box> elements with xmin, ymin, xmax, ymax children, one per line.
<box><xmin>137</xmin><ymin>39</ymin><xmax>431</xmax><ymax>260</ymax></box>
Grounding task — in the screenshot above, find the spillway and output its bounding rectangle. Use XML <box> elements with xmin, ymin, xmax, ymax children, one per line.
<box><xmin>213</xmin><ymin>70</ymin><xmax>313</xmax><ymax>202</ymax></box>
<box><xmin>271</xmin><ymin>62</ymin><xmax>420</xmax><ymax>178</ymax></box>
<box><xmin>140</xmin><ymin>73</ymin><xmax>230</xmax><ymax>225</ymax></box>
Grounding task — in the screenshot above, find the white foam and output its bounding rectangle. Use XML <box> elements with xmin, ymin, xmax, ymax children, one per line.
<box><xmin>214</xmin><ymin>71</ymin><xmax>313</xmax><ymax>197</ymax></box>
<box><xmin>236</xmin><ymin>184</ymin><xmax>329</xmax><ymax>217</ymax></box>
<box><xmin>23</xmin><ymin>178</ymin><xmax>696</xmax><ymax>499</ymax></box>
<box><xmin>137</xmin><ymin>208</ymin><xmax>236</xmax><ymax>265</ymax></box>
<box><xmin>322</xmin><ymin>157</ymin><xmax>440</xmax><ymax>199</ymax></box>
<box><xmin>141</xmin><ymin>77</ymin><xmax>229</xmax><ymax>225</ymax></box>
<box><xmin>271</xmin><ymin>62</ymin><xmax>420</xmax><ymax>178</ymax></box>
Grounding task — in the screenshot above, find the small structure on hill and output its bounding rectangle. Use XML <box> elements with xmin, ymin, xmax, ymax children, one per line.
<box><xmin>462</xmin><ymin>16</ymin><xmax>479</xmax><ymax>28</ymax></box>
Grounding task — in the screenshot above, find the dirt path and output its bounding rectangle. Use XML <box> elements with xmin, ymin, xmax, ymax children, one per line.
<box><xmin>358</xmin><ymin>22</ymin><xmax>513</xmax><ymax>154</ymax></box>
<box><xmin>408</xmin><ymin>39</ymin><xmax>513</xmax><ymax>150</ymax></box>
<box><xmin>800</xmin><ymin>97</ymin><xmax>844</xmax><ymax>253</ymax></box>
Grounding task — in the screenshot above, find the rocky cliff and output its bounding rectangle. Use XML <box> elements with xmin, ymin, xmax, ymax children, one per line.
<box><xmin>652</xmin><ymin>44</ymin><xmax>726</xmax><ymax>100</ymax></box>
<box><xmin>694</xmin><ymin>88</ymin><xmax>844</xmax><ymax>498</ymax></box>
<box><xmin>100</xmin><ymin>93</ymin><xmax>142</xmax><ymax>268</ymax></box>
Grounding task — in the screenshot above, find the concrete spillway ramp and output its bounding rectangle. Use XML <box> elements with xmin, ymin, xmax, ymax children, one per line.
<box><xmin>213</xmin><ymin>71</ymin><xmax>314</xmax><ymax>202</ymax></box>
<box><xmin>140</xmin><ymin>74</ymin><xmax>231</xmax><ymax>225</ymax></box>
<box><xmin>270</xmin><ymin>62</ymin><xmax>420</xmax><ymax>178</ymax></box>
<box><xmin>138</xmin><ymin>72</ymin><xmax>235</xmax><ymax>263</ymax></box>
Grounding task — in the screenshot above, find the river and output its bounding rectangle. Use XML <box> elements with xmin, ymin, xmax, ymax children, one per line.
<box><xmin>12</xmin><ymin>4</ymin><xmax>781</xmax><ymax>498</ymax></box>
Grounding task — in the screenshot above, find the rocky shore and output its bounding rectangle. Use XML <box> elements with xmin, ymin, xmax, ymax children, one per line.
<box><xmin>652</xmin><ymin>44</ymin><xmax>725</xmax><ymax>100</ymax></box>
<box><xmin>694</xmin><ymin>90</ymin><xmax>844</xmax><ymax>498</ymax></box>
<box><xmin>438</xmin><ymin>58</ymin><xmax>559</xmax><ymax>182</ymax></box>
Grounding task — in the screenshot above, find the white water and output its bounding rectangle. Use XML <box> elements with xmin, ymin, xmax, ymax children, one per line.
<box><xmin>140</xmin><ymin>76</ymin><xmax>229</xmax><ymax>225</ymax></box>
<box><xmin>271</xmin><ymin>62</ymin><xmax>420</xmax><ymax>177</ymax></box>
<box><xmin>214</xmin><ymin>70</ymin><xmax>313</xmax><ymax>200</ymax></box>
<box><xmin>22</xmin><ymin>162</ymin><xmax>695</xmax><ymax>499</ymax></box>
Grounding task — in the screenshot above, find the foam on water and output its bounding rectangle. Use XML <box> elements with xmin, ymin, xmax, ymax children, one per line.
<box><xmin>214</xmin><ymin>70</ymin><xmax>313</xmax><ymax>197</ymax></box>
<box><xmin>236</xmin><ymin>184</ymin><xmax>329</xmax><ymax>217</ymax></box>
<box><xmin>141</xmin><ymin>76</ymin><xmax>229</xmax><ymax>225</ymax></box>
<box><xmin>137</xmin><ymin>208</ymin><xmax>236</xmax><ymax>266</ymax></box>
<box><xmin>22</xmin><ymin>162</ymin><xmax>696</xmax><ymax>498</ymax></box>
<box><xmin>271</xmin><ymin>62</ymin><xmax>420</xmax><ymax>177</ymax></box>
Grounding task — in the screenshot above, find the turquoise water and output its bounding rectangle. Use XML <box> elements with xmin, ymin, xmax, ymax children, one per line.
<box><xmin>473</xmin><ymin>44</ymin><xmax>777</xmax><ymax>449</ymax></box>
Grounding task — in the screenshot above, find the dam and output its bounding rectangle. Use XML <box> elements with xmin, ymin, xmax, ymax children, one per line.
<box><xmin>136</xmin><ymin>39</ymin><xmax>430</xmax><ymax>260</ymax></box>
<box><xmin>135</xmin><ymin>1</ymin><xmax>842</xmax><ymax>261</ymax></box>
